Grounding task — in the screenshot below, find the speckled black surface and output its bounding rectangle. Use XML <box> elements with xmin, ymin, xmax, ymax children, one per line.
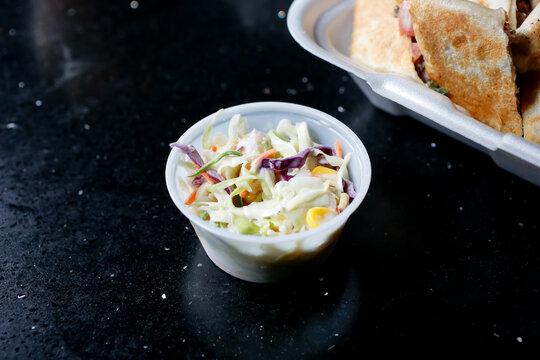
<box><xmin>1</xmin><ymin>0</ymin><xmax>539</xmax><ymax>358</ymax></box>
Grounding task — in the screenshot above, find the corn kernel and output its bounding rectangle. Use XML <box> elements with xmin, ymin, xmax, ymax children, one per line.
<box><xmin>312</xmin><ymin>166</ymin><xmax>338</xmax><ymax>176</ymax></box>
<box><xmin>306</xmin><ymin>207</ymin><xmax>337</xmax><ymax>229</ymax></box>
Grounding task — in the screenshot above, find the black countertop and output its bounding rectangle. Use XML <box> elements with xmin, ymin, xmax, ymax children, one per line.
<box><xmin>1</xmin><ymin>0</ymin><xmax>539</xmax><ymax>358</ymax></box>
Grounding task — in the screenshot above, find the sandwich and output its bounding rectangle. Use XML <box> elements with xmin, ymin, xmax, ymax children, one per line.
<box><xmin>406</xmin><ymin>0</ymin><xmax>523</xmax><ymax>136</ymax></box>
<box><xmin>350</xmin><ymin>0</ymin><xmax>539</xmax><ymax>139</ymax></box>
<box><xmin>350</xmin><ymin>0</ymin><xmax>420</xmax><ymax>81</ymax></box>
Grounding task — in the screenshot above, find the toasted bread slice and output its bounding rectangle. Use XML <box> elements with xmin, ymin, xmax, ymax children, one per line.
<box><xmin>350</xmin><ymin>0</ymin><xmax>420</xmax><ymax>81</ymax></box>
<box><xmin>521</xmin><ymin>71</ymin><xmax>540</xmax><ymax>144</ymax></box>
<box><xmin>409</xmin><ymin>0</ymin><xmax>523</xmax><ymax>135</ymax></box>
<box><xmin>477</xmin><ymin>0</ymin><xmax>517</xmax><ymax>28</ymax></box>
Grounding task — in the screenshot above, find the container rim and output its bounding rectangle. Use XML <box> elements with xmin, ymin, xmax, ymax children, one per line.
<box><xmin>165</xmin><ymin>101</ymin><xmax>371</xmax><ymax>244</ymax></box>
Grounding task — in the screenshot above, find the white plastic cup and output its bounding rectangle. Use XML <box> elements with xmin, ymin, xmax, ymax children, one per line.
<box><xmin>165</xmin><ymin>102</ymin><xmax>371</xmax><ymax>282</ymax></box>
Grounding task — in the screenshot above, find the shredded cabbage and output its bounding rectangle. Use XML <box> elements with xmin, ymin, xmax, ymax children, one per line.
<box><xmin>172</xmin><ymin>115</ymin><xmax>356</xmax><ymax>236</ymax></box>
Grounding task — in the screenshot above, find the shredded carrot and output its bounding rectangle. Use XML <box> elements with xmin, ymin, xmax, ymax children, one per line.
<box><xmin>194</xmin><ymin>164</ymin><xmax>216</xmax><ymax>184</ymax></box>
<box><xmin>240</xmin><ymin>189</ymin><xmax>248</xmax><ymax>198</ymax></box>
<box><xmin>250</xmin><ymin>149</ymin><xmax>277</xmax><ymax>169</ymax></box>
<box><xmin>335</xmin><ymin>139</ymin><xmax>343</xmax><ymax>159</ymax></box>
<box><xmin>185</xmin><ymin>190</ymin><xmax>197</xmax><ymax>205</ymax></box>
<box><xmin>210</xmin><ymin>146</ymin><xmax>217</xmax><ymax>152</ymax></box>
<box><xmin>200</xmin><ymin>171</ymin><xmax>215</xmax><ymax>184</ymax></box>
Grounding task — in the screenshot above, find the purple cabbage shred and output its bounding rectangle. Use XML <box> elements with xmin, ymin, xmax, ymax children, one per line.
<box><xmin>259</xmin><ymin>146</ymin><xmax>333</xmax><ymax>171</ymax></box>
<box><xmin>170</xmin><ymin>142</ymin><xmax>230</xmax><ymax>193</ymax></box>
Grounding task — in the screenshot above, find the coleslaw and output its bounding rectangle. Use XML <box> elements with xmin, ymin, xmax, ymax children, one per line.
<box><xmin>170</xmin><ymin>113</ymin><xmax>357</xmax><ymax>236</ymax></box>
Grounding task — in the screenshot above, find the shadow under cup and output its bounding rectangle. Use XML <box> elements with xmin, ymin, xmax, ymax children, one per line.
<box><xmin>165</xmin><ymin>102</ymin><xmax>371</xmax><ymax>283</ymax></box>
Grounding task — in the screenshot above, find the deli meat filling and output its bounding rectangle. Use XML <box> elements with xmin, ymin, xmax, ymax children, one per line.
<box><xmin>397</xmin><ymin>1</ymin><xmax>436</xmax><ymax>86</ymax></box>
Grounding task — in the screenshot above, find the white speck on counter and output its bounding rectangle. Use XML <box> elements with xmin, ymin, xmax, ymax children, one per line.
<box><xmin>18</xmin><ymin>82</ymin><xmax>24</xmax><ymax>88</ymax></box>
<box><xmin>110</xmin><ymin>273</ymin><xmax>115</xmax><ymax>277</ymax></box>
<box><xmin>182</xmin><ymin>265</ymin><xmax>187</xmax><ymax>270</ymax></box>
<box><xmin>35</xmin><ymin>100</ymin><xmax>42</xmax><ymax>107</ymax></box>
<box><xmin>197</xmin><ymin>263</ymin><xmax>202</xmax><ymax>267</ymax></box>
<box><xmin>31</xmin><ymin>326</ymin><xmax>36</xmax><ymax>330</ymax></box>
<box><xmin>277</xmin><ymin>10</ymin><xmax>286</xmax><ymax>19</ymax></box>
<box><xmin>337</xmin><ymin>106</ymin><xmax>345</xmax><ymax>113</ymax></box>
<box><xmin>447</xmin><ymin>162</ymin><xmax>452</xmax><ymax>169</ymax></box>
<box><xmin>8</xmin><ymin>28</ymin><xmax>16</xmax><ymax>36</ymax></box>
<box><xmin>84</xmin><ymin>123</ymin><xmax>90</xmax><ymax>130</ymax></box>
<box><xmin>6</xmin><ymin>123</ymin><xmax>18</xmax><ymax>129</ymax></box>
<box><xmin>161</xmin><ymin>293</ymin><xmax>167</xmax><ymax>299</ymax></box>
<box><xmin>286</xmin><ymin>88</ymin><xmax>297</xmax><ymax>95</ymax></box>
<box><xmin>493</xmin><ymin>332</ymin><xmax>500</xmax><ymax>337</ymax></box>
<box><xmin>143</xmin><ymin>345</ymin><xmax>148</xmax><ymax>349</ymax></box>
<box><xmin>301</xmin><ymin>76</ymin><xmax>308</xmax><ymax>83</ymax></box>
<box><xmin>517</xmin><ymin>336</ymin><xmax>523</xmax><ymax>343</ymax></box>
<box><xmin>164</xmin><ymin>247</ymin><xmax>170</xmax><ymax>251</ymax></box>
<box><xmin>328</xmin><ymin>345</ymin><xmax>335</xmax><ymax>350</ymax></box>
<box><xmin>17</xmin><ymin>294</ymin><xmax>26</xmax><ymax>299</ymax></box>
<box><xmin>335</xmin><ymin>333</ymin><xmax>339</xmax><ymax>337</ymax></box>
<box><xmin>518</xmin><ymin>222</ymin><xmax>524</xmax><ymax>228</ymax></box>
<box><xmin>431</xmin><ymin>142</ymin><xmax>436</xmax><ymax>148</ymax></box>
<box><xmin>130</xmin><ymin>1</ymin><xmax>139</xmax><ymax>9</ymax></box>
<box><xmin>459</xmin><ymin>206</ymin><xmax>463</xmax><ymax>211</ymax></box>
<box><xmin>323</xmin><ymin>292</ymin><xmax>328</xmax><ymax>296</ymax></box>
<box><xmin>78</xmin><ymin>189</ymin><xmax>84</xmax><ymax>196</ymax></box>
<box><xmin>338</xmin><ymin>86</ymin><xmax>345</xmax><ymax>94</ymax></box>
<box><xmin>427</xmin><ymin>193</ymin><xmax>431</xmax><ymax>198</ymax></box>
<box><xmin>184</xmin><ymin>226</ymin><xmax>189</xmax><ymax>230</ymax></box>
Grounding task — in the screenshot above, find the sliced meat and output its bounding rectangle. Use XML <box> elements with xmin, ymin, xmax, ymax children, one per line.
<box><xmin>398</xmin><ymin>0</ymin><xmax>415</xmax><ymax>36</ymax></box>
<box><xmin>414</xmin><ymin>57</ymin><xmax>432</xmax><ymax>84</ymax></box>
<box><xmin>411</xmin><ymin>41</ymin><xmax>422</xmax><ymax>62</ymax></box>
<box><xmin>517</xmin><ymin>0</ymin><xmax>532</xmax><ymax>27</ymax></box>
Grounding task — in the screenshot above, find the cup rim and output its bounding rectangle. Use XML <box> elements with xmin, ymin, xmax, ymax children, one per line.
<box><xmin>165</xmin><ymin>101</ymin><xmax>371</xmax><ymax>244</ymax></box>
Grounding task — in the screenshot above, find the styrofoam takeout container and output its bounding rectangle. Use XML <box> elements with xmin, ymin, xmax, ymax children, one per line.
<box><xmin>165</xmin><ymin>102</ymin><xmax>371</xmax><ymax>283</ymax></box>
<box><xmin>287</xmin><ymin>0</ymin><xmax>540</xmax><ymax>186</ymax></box>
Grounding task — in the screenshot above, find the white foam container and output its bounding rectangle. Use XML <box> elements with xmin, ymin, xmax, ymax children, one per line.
<box><xmin>287</xmin><ymin>0</ymin><xmax>540</xmax><ymax>186</ymax></box>
<box><xmin>165</xmin><ymin>102</ymin><xmax>371</xmax><ymax>283</ymax></box>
